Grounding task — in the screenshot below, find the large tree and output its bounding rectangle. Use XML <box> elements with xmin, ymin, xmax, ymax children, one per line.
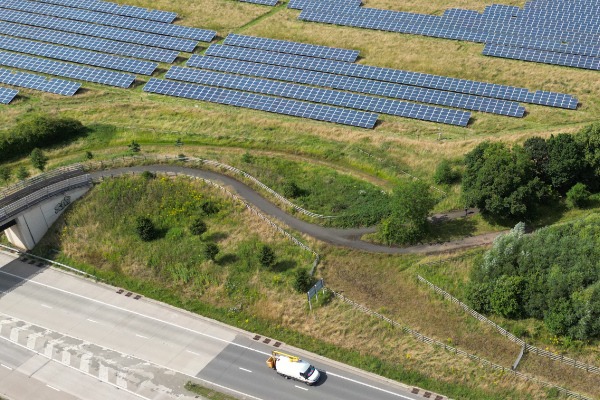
<box><xmin>545</xmin><ymin>134</ymin><xmax>587</xmax><ymax>194</ymax></box>
<box><xmin>379</xmin><ymin>180</ymin><xmax>436</xmax><ymax>245</ymax></box>
<box><xmin>575</xmin><ymin>123</ymin><xmax>600</xmax><ymax>189</ymax></box>
<box><xmin>462</xmin><ymin>142</ymin><xmax>548</xmax><ymax>219</ymax></box>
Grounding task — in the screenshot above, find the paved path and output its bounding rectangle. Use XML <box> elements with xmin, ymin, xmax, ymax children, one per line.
<box><xmin>91</xmin><ymin>165</ymin><xmax>503</xmax><ymax>254</ymax></box>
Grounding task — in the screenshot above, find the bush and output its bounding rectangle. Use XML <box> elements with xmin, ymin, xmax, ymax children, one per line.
<box><xmin>433</xmin><ymin>159</ymin><xmax>460</xmax><ymax>184</ymax></box>
<box><xmin>258</xmin><ymin>245</ymin><xmax>276</xmax><ymax>268</ymax></box>
<box><xmin>566</xmin><ymin>183</ymin><xmax>590</xmax><ymax>209</ymax></box>
<box><xmin>16</xmin><ymin>165</ymin><xmax>30</xmax><ymax>180</ymax></box>
<box><xmin>200</xmin><ymin>200</ymin><xmax>219</xmax><ymax>216</ymax></box>
<box><xmin>141</xmin><ymin>171</ymin><xmax>156</xmax><ymax>180</ymax></box>
<box><xmin>85</xmin><ymin>151</ymin><xmax>93</xmax><ymax>160</ymax></box>
<box><xmin>241</xmin><ymin>152</ymin><xmax>254</xmax><ymax>163</ymax></box>
<box><xmin>189</xmin><ymin>218</ymin><xmax>207</xmax><ymax>236</ymax></box>
<box><xmin>0</xmin><ymin>165</ymin><xmax>11</xmax><ymax>182</ymax></box>
<box><xmin>203</xmin><ymin>242</ymin><xmax>219</xmax><ymax>261</ymax></box>
<box><xmin>30</xmin><ymin>148</ymin><xmax>48</xmax><ymax>171</ymax></box>
<box><xmin>0</xmin><ymin>115</ymin><xmax>85</xmax><ymax>163</ymax></box>
<box><xmin>135</xmin><ymin>217</ymin><xmax>157</xmax><ymax>241</ymax></box>
<box><xmin>282</xmin><ymin>181</ymin><xmax>302</xmax><ymax>198</ymax></box>
<box><xmin>292</xmin><ymin>269</ymin><xmax>313</xmax><ymax>293</ymax></box>
<box><xmin>128</xmin><ymin>140</ymin><xmax>141</xmax><ymax>153</ymax></box>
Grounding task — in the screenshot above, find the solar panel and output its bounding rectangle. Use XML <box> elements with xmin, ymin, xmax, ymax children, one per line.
<box><xmin>0</xmin><ymin>67</ymin><xmax>80</xmax><ymax>95</ymax></box>
<box><xmin>0</xmin><ymin>8</ymin><xmax>198</xmax><ymax>52</ymax></box>
<box><xmin>0</xmin><ymin>35</ymin><xmax>158</xmax><ymax>75</ymax></box>
<box><xmin>224</xmin><ymin>34</ymin><xmax>359</xmax><ymax>62</ymax></box>
<box><xmin>238</xmin><ymin>0</ymin><xmax>279</xmax><ymax>6</ymax></box>
<box><xmin>287</xmin><ymin>0</ymin><xmax>362</xmax><ymax>10</ymax></box>
<box><xmin>204</xmin><ymin>44</ymin><xmax>578</xmax><ymax>108</ymax></box>
<box><xmin>0</xmin><ymin>0</ymin><xmax>216</xmax><ymax>42</ymax></box>
<box><xmin>483</xmin><ymin>44</ymin><xmax>600</xmax><ymax>72</ymax></box>
<box><xmin>31</xmin><ymin>0</ymin><xmax>177</xmax><ymax>23</ymax></box>
<box><xmin>187</xmin><ymin>55</ymin><xmax>525</xmax><ymax>117</ymax></box>
<box><xmin>0</xmin><ymin>21</ymin><xmax>179</xmax><ymax>63</ymax></box>
<box><xmin>0</xmin><ymin>50</ymin><xmax>136</xmax><ymax>88</ymax></box>
<box><xmin>0</xmin><ymin>86</ymin><xmax>18</xmax><ymax>104</ymax></box>
<box><xmin>143</xmin><ymin>78</ymin><xmax>379</xmax><ymax>128</ymax></box>
<box><xmin>166</xmin><ymin>66</ymin><xmax>472</xmax><ymax>125</ymax></box>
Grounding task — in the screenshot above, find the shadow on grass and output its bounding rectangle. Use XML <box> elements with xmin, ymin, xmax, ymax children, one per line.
<box><xmin>204</xmin><ymin>232</ymin><xmax>228</xmax><ymax>242</ymax></box>
<box><xmin>272</xmin><ymin>259</ymin><xmax>296</xmax><ymax>272</ymax></box>
<box><xmin>425</xmin><ymin>217</ymin><xmax>478</xmax><ymax>243</ymax></box>
<box><xmin>218</xmin><ymin>253</ymin><xmax>238</xmax><ymax>265</ymax></box>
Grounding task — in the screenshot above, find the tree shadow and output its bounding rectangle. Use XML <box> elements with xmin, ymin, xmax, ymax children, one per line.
<box><xmin>203</xmin><ymin>232</ymin><xmax>228</xmax><ymax>242</ymax></box>
<box><xmin>218</xmin><ymin>253</ymin><xmax>238</xmax><ymax>265</ymax></box>
<box><xmin>272</xmin><ymin>259</ymin><xmax>296</xmax><ymax>272</ymax></box>
<box><xmin>425</xmin><ymin>217</ymin><xmax>478</xmax><ymax>243</ymax></box>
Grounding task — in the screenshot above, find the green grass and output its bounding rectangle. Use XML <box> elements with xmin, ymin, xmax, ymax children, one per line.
<box><xmin>184</xmin><ymin>382</ymin><xmax>240</xmax><ymax>400</ymax></box>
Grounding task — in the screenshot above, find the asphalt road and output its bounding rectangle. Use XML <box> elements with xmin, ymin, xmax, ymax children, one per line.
<box><xmin>0</xmin><ymin>253</ymin><xmax>436</xmax><ymax>400</ymax></box>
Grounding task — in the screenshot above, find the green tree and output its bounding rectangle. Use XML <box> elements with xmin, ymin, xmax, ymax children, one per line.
<box><xmin>545</xmin><ymin>134</ymin><xmax>587</xmax><ymax>194</ymax></box>
<box><xmin>379</xmin><ymin>180</ymin><xmax>436</xmax><ymax>245</ymax></box>
<box><xmin>203</xmin><ymin>242</ymin><xmax>219</xmax><ymax>261</ymax></box>
<box><xmin>292</xmin><ymin>269</ymin><xmax>313</xmax><ymax>293</ymax></box>
<box><xmin>462</xmin><ymin>142</ymin><xmax>548</xmax><ymax>219</ymax></box>
<box><xmin>490</xmin><ymin>275</ymin><xmax>525</xmax><ymax>318</ymax></box>
<box><xmin>258</xmin><ymin>245</ymin><xmax>276</xmax><ymax>268</ymax></box>
<box><xmin>16</xmin><ymin>165</ymin><xmax>30</xmax><ymax>180</ymax></box>
<box><xmin>575</xmin><ymin>122</ymin><xmax>600</xmax><ymax>186</ymax></box>
<box><xmin>189</xmin><ymin>218</ymin><xmax>207</xmax><ymax>236</ymax></box>
<box><xmin>128</xmin><ymin>140</ymin><xmax>141</xmax><ymax>153</ymax></box>
<box><xmin>433</xmin><ymin>159</ymin><xmax>460</xmax><ymax>185</ymax></box>
<box><xmin>135</xmin><ymin>217</ymin><xmax>157</xmax><ymax>241</ymax></box>
<box><xmin>0</xmin><ymin>165</ymin><xmax>11</xmax><ymax>182</ymax></box>
<box><xmin>523</xmin><ymin>136</ymin><xmax>549</xmax><ymax>182</ymax></box>
<box><xmin>566</xmin><ymin>183</ymin><xmax>590</xmax><ymax>209</ymax></box>
<box><xmin>30</xmin><ymin>148</ymin><xmax>48</xmax><ymax>171</ymax></box>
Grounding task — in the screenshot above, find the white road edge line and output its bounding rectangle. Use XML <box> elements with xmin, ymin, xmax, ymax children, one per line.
<box><xmin>41</xmin><ymin>304</ymin><xmax>52</xmax><ymax>309</ymax></box>
<box><xmin>135</xmin><ymin>334</ymin><xmax>148</xmax><ymax>339</ymax></box>
<box><xmin>46</xmin><ymin>385</ymin><xmax>60</xmax><ymax>392</ymax></box>
<box><xmin>86</xmin><ymin>319</ymin><xmax>98</xmax><ymax>323</ymax></box>
<box><xmin>326</xmin><ymin>372</ymin><xmax>415</xmax><ymax>400</ymax></box>
<box><xmin>186</xmin><ymin>350</ymin><xmax>201</xmax><ymax>356</ymax></box>
<box><xmin>1</xmin><ymin>363</ymin><xmax>12</xmax><ymax>370</ymax></box>
<box><xmin>0</xmin><ymin>269</ymin><xmax>413</xmax><ymax>399</ymax></box>
<box><xmin>294</xmin><ymin>385</ymin><xmax>308</xmax><ymax>391</ymax></box>
<box><xmin>239</xmin><ymin>367</ymin><xmax>252</xmax><ymax>373</ymax></box>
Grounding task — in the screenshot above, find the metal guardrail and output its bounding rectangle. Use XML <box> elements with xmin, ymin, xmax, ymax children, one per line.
<box><xmin>416</xmin><ymin>275</ymin><xmax>600</xmax><ymax>375</ymax></box>
<box><xmin>0</xmin><ymin>174</ymin><xmax>92</xmax><ymax>224</ymax></box>
<box><xmin>0</xmin><ymin>164</ymin><xmax>84</xmax><ymax>199</ymax></box>
<box><xmin>327</xmin><ymin>288</ymin><xmax>594</xmax><ymax>400</ymax></box>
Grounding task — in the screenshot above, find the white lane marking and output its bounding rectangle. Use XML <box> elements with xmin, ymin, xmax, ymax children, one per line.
<box><xmin>86</xmin><ymin>319</ymin><xmax>98</xmax><ymax>323</ymax></box>
<box><xmin>135</xmin><ymin>334</ymin><xmax>148</xmax><ymax>339</ymax></box>
<box><xmin>294</xmin><ymin>385</ymin><xmax>308</xmax><ymax>391</ymax></box>
<box><xmin>326</xmin><ymin>372</ymin><xmax>415</xmax><ymax>399</ymax></box>
<box><xmin>41</xmin><ymin>304</ymin><xmax>52</xmax><ymax>309</ymax></box>
<box><xmin>46</xmin><ymin>385</ymin><xmax>60</xmax><ymax>391</ymax></box>
<box><xmin>1</xmin><ymin>363</ymin><xmax>12</xmax><ymax>370</ymax></box>
<box><xmin>0</xmin><ymin>269</ymin><xmax>415</xmax><ymax>399</ymax></box>
<box><xmin>186</xmin><ymin>350</ymin><xmax>201</xmax><ymax>356</ymax></box>
<box><xmin>239</xmin><ymin>367</ymin><xmax>252</xmax><ymax>373</ymax></box>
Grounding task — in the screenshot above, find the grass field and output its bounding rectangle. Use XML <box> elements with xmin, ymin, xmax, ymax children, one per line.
<box><xmin>3</xmin><ymin>0</ymin><xmax>600</xmax><ymax>398</ymax></box>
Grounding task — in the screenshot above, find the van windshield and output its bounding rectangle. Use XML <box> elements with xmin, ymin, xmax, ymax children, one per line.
<box><xmin>305</xmin><ymin>366</ymin><xmax>315</xmax><ymax>378</ymax></box>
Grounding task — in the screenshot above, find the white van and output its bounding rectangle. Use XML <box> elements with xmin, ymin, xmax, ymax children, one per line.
<box><xmin>267</xmin><ymin>351</ymin><xmax>320</xmax><ymax>385</ymax></box>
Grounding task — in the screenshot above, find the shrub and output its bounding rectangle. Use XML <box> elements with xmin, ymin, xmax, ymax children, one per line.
<box><xmin>128</xmin><ymin>140</ymin><xmax>141</xmax><ymax>153</ymax></box>
<box><xmin>282</xmin><ymin>181</ymin><xmax>302</xmax><ymax>198</ymax></box>
<box><xmin>203</xmin><ymin>242</ymin><xmax>219</xmax><ymax>261</ymax></box>
<box><xmin>135</xmin><ymin>217</ymin><xmax>157</xmax><ymax>241</ymax></box>
<box><xmin>141</xmin><ymin>171</ymin><xmax>156</xmax><ymax>180</ymax></box>
<box><xmin>30</xmin><ymin>148</ymin><xmax>48</xmax><ymax>171</ymax></box>
<box><xmin>433</xmin><ymin>159</ymin><xmax>460</xmax><ymax>184</ymax></box>
<box><xmin>200</xmin><ymin>200</ymin><xmax>219</xmax><ymax>215</ymax></box>
<box><xmin>16</xmin><ymin>165</ymin><xmax>30</xmax><ymax>180</ymax></box>
<box><xmin>566</xmin><ymin>183</ymin><xmax>590</xmax><ymax>209</ymax></box>
<box><xmin>258</xmin><ymin>245</ymin><xmax>276</xmax><ymax>268</ymax></box>
<box><xmin>292</xmin><ymin>269</ymin><xmax>313</xmax><ymax>293</ymax></box>
<box><xmin>241</xmin><ymin>152</ymin><xmax>254</xmax><ymax>163</ymax></box>
<box><xmin>0</xmin><ymin>165</ymin><xmax>11</xmax><ymax>182</ymax></box>
<box><xmin>189</xmin><ymin>218</ymin><xmax>207</xmax><ymax>236</ymax></box>
<box><xmin>0</xmin><ymin>115</ymin><xmax>85</xmax><ymax>163</ymax></box>
<box><xmin>85</xmin><ymin>151</ymin><xmax>93</xmax><ymax>160</ymax></box>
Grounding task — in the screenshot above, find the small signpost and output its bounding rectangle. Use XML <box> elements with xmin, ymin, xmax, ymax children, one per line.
<box><xmin>307</xmin><ymin>279</ymin><xmax>325</xmax><ymax>311</ymax></box>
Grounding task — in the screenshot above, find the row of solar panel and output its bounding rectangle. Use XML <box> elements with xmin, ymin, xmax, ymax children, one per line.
<box><xmin>0</xmin><ymin>21</ymin><xmax>179</xmax><ymax>63</ymax></box>
<box><xmin>166</xmin><ymin>66</ymin><xmax>473</xmax><ymax>124</ymax></box>
<box><xmin>32</xmin><ymin>0</ymin><xmax>177</xmax><ymax>23</ymax></box>
<box><xmin>0</xmin><ymin>8</ymin><xmax>198</xmax><ymax>52</ymax></box>
<box><xmin>238</xmin><ymin>0</ymin><xmax>279</xmax><ymax>6</ymax></box>
<box><xmin>0</xmin><ymin>86</ymin><xmax>18</xmax><ymax>104</ymax></box>
<box><xmin>0</xmin><ymin>0</ymin><xmax>216</xmax><ymax>42</ymax></box>
<box><xmin>0</xmin><ymin>35</ymin><xmax>158</xmax><ymax>75</ymax></box>
<box><xmin>203</xmin><ymin>44</ymin><xmax>578</xmax><ymax>109</ymax></box>
<box><xmin>484</xmin><ymin>44</ymin><xmax>600</xmax><ymax>71</ymax></box>
<box><xmin>0</xmin><ymin>50</ymin><xmax>135</xmax><ymax>87</ymax></box>
<box><xmin>187</xmin><ymin>55</ymin><xmax>525</xmax><ymax>116</ymax></box>
<box><xmin>297</xmin><ymin>10</ymin><xmax>598</xmax><ymax>72</ymax></box>
<box><xmin>0</xmin><ymin>67</ymin><xmax>80</xmax><ymax>95</ymax></box>
<box><xmin>143</xmin><ymin>78</ymin><xmax>380</xmax><ymax>129</ymax></box>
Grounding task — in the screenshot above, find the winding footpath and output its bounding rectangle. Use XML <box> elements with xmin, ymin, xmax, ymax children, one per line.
<box><xmin>90</xmin><ymin>165</ymin><xmax>503</xmax><ymax>254</ymax></box>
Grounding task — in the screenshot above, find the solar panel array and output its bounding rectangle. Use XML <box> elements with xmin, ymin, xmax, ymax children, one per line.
<box><xmin>0</xmin><ymin>8</ymin><xmax>198</xmax><ymax>52</ymax></box>
<box><xmin>166</xmin><ymin>66</ymin><xmax>472</xmax><ymax>125</ymax></box>
<box><xmin>204</xmin><ymin>44</ymin><xmax>577</xmax><ymax>109</ymax></box>
<box><xmin>0</xmin><ymin>86</ymin><xmax>18</xmax><ymax>104</ymax></box>
<box><xmin>32</xmin><ymin>0</ymin><xmax>177</xmax><ymax>23</ymax></box>
<box><xmin>0</xmin><ymin>50</ymin><xmax>136</xmax><ymax>87</ymax></box>
<box><xmin>0</xmin><ymin>21</ymin><xmax>179</xmax><ymax>63</ymax></box>
<box><xmin>143</xmin><ymin>78</ymin><xmax>379</xmax><ymax>129</ymax></box>
<box><xmin>224</xmin><ymin>34</ymin><xmax>359</xmax><ymax>62</ymax></box>
<box><xmin>237</xmin><ymin>0</ymin><xmax>279</xmax><ymax>6</ymax></box>
<box><xmin>0</xmin><ymin>0</ymin><xmax>215</xmax><ymax>42</ymax></box>
<box><xmin>187</xmin><ymin>55</ymin><xmax>524</xmax><ymax>117</ymax></box>
<box><xmin>292</xmin><ymin>0</ymin><xmax>600</xmax><ymax>71</ymax></box>
<box><xmin>0</xmin><ymin>67</ymin><xmax>80</xmax><ymax>95</ymax></box>
<box><xmin>0</xmin><ymin>35</ymin><xmax>158</xmax><ymax>75</ymax></box>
